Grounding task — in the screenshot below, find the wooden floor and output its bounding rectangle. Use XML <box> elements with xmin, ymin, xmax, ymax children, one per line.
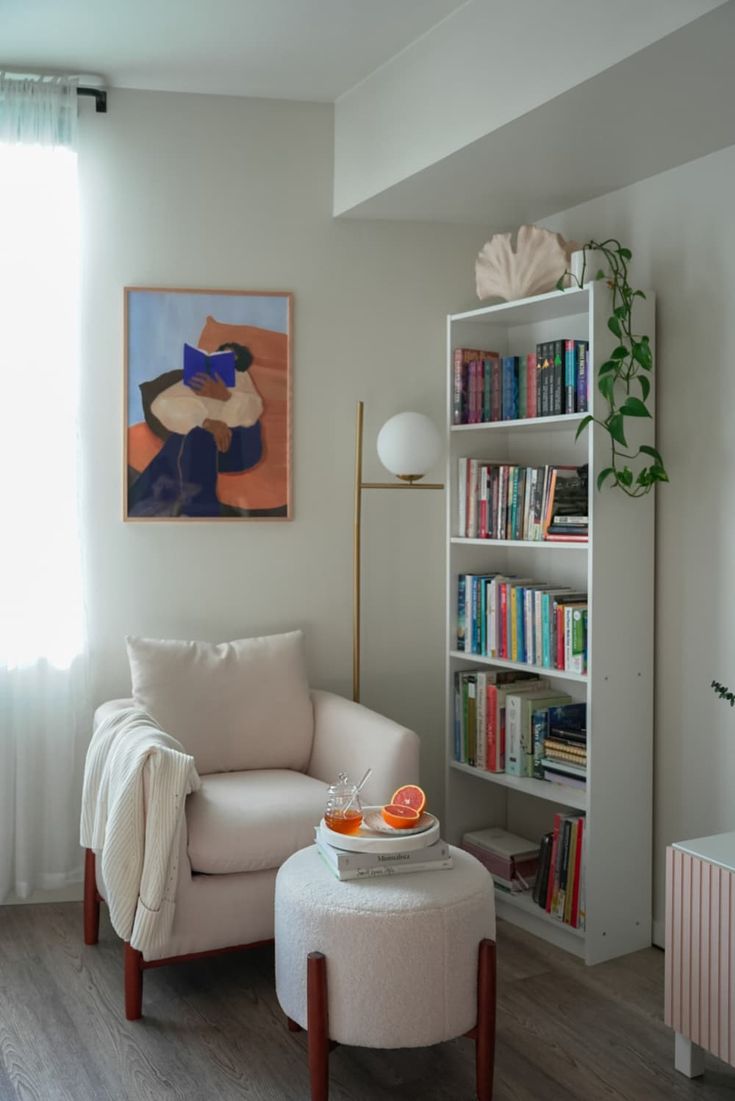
<box><xmin>1</xmin><ymin>904</ymin><xmax>735</xmax><ymax>1100</ymax></box>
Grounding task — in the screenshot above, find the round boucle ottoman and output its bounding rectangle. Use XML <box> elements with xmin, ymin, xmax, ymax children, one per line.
<box><xmin>275</xmin><ymin>844</ymin><xmax>496</xmax><ymax>1101</ymax></box>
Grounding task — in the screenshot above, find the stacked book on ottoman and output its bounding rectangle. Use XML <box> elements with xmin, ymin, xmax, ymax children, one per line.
<box><xmin>460</xmin><ymin>827</ymin><xmax>540</xmax><ymax>894</ymax></box>
<box><xmin>315</xmin><ymin>824</ymin><xmax>452</xmax><ymax>881</ymax></box>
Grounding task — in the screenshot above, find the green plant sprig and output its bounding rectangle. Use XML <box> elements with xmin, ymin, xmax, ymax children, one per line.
<box><xmin>712</xmin><ymin>680</ymin><xmax>735</xmax><ymax>707</ymax></box>
<box><xmin>557</xmin><ymin>238</ymin><xmax>668</xmax><ymax>497</ymax></box>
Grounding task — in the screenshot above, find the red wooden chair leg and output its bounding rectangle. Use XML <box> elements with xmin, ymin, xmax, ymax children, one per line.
<box><xmin>124</xmin><ymin>943</ymin><xmax>144</xmax><ymax>1021</ymax></box>
<box><xmin>83</xmin><ymin>848</ymin><xmax>100</xmax><ymax>946</ymax></box>
<box><xmin>476</xmin><ymin>938</ymin><xmax>496</xmax><ymax>1101</ymax></box>
<box><xmin>307</xmin><ymin>951</ymin><xmax>329</xmax><ymax>1101</ymax></box>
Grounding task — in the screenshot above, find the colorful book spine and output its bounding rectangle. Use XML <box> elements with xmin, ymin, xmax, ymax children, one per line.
<box><xmin>532</xmin><ymin>708</ymin><xmax>549</xmax><ymax>778</ymax></box>
<box><xmin>518</xmin><ymin>353</ymin><xmax>528</xmax><ymax>419</ymax></box>
<box><xmin>526</xmin><ymin>353</ymin><xmax>537</xmax><ymax>418</ymax></box>
<box><xmin>457</xmin><ymin>575</ymin><xmax>467</xmax><ymax>651</ymax></box>
<box><xmin>577</xmin><ymin>342</ymin><xmax>588</xmax><ymax>413</ymax></box>
<box><xmin>564</xmin><ymin>339</ymin><xmax>576</xmax><ymax>414</ymax></box>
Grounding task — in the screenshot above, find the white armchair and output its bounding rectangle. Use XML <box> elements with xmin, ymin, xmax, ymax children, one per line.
<box><xmin>83</xmin><ymin>633</ymin><xmax>419</xmax><ymax>1020</ymax></box>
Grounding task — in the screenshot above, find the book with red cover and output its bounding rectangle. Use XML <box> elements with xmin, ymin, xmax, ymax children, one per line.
<box><xmin>526</xmin><ymin>353</ymin><xmax>537</xmax><ymax>418</ymax></box>
<box><xmin>570</xmin><ymin>817</ymin><xmax>585</xmax><ymax>927</ymax></box>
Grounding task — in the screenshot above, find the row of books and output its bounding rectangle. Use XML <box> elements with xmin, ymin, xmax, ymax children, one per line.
<box><xmin>457</xmin><ymin>460</ymin><xmax>589</xmax><ymax>541</ymax></box>
<box><xmin>532</xmin><ymin>813</ymin><xmax>586</xmax><ymax>929</ymax></box>
<box><xmin>451</xmin><ymin>341</ymin><xmax>589</xmax><ymax>425</ymax></box>
<box><xmin>453</xmin><ymin>669</ymin><xmax>587</xmax><ymax>788</ymax></box>
<box><xmin>457</xmin><ymin>573</ymin><xmax>589</xmax><ymax>673</ymax></box>
<box><xmin>315</xmin><ymin>826</ymin><xmax>453</xmax><ymax>880</ymax></box>
<box><xmin>461</xmin><ymin>827</ymin><xmax>540</xmax><ymax>894</ymax></box>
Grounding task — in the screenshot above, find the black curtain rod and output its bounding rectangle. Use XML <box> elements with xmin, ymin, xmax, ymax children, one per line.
<box><xmin>77</xmin><ymin>86</ymin><xmax>107</xmax><ymax>113</ymax></box>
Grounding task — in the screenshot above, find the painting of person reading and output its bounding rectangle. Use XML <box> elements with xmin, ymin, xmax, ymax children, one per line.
<box><xmin>128</xmin><ymin>341</ymin><xmax>263</xmax><ymax>517</ymax></box>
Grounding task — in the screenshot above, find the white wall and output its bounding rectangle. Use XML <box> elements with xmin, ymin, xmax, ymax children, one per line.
<box><xmin>78</xmin><ymin>89</ymin><xmax>482</xmax><ymax>815</ymax></box>
<box><xmin>544</xmin><ymin>144</ymin><xmax>735</xmax><ymax>940</ymax></box>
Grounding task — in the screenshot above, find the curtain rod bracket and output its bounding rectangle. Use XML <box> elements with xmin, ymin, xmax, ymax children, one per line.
<box><xmin>77</xmin><ymin>87</ymin><xmax>107</xmax><ymax>113</ymax></box>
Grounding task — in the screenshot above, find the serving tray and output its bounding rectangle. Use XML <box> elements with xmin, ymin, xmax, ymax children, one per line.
<box><xmin>320</xmin><ymin>807</ymin><xmax>440</xmax><ymax>853</ymax></box>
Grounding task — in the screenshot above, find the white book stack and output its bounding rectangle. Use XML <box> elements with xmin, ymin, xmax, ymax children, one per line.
<box><xmin>315</xmin><ymin>826</ymin><xmax>453</xmax><ymax>881</ymax></box>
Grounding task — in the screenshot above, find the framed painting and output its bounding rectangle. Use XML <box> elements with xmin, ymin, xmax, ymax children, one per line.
<box><xmin>124</xmin><ymin>287</ymin><xmax>292</xmax><ymax>520</ymax></box>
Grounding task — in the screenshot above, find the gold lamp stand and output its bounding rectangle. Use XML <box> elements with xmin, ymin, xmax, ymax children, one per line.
<box><xmin>352</xmin><ymin>400</ymin><xmax>443</xmax><ymax>703</ymax></box>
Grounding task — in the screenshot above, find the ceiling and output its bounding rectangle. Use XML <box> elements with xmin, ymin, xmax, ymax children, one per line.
<box><xmin>0</xmin><ymin>0</ymin><xmax>466</xmax><ymax>101</ymax></box>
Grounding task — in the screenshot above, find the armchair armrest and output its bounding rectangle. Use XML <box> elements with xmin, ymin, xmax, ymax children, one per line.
<box><xmin>307</xmin><ymin>690</ymin><xmax>420</xmax><ymax>805</ymax></box>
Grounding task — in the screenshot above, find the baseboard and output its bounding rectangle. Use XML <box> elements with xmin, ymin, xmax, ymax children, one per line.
<box><xmin>3</xmin><ymin>883</ymin><xmax>83</xmax><ymax>906</ymax></box>
<box><xmin>652</xmin><ymin>918</ymin><xmax>665</xmax><ymax>949</ymax></box>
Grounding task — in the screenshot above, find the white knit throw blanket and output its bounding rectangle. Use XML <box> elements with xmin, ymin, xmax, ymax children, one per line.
<box><xmin>80</xmin><ymin>707</ymin><xmax>200</xmax><ymax>958</ymax></box>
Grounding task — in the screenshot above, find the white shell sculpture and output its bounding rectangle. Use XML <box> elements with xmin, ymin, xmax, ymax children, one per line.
<box><xmin>475</xmin><ymin>224</ymin><xmax>579</xmax><ymax>302</ymax></box>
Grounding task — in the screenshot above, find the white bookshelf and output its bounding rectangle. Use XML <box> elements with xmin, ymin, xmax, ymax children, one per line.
<box><xmin>445</xmin><ymin>281</ymin><xmax>655</xmax><ymax>965</ymax></box>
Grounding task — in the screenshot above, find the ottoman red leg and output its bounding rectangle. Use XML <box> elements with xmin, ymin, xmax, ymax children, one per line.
<box><xmin>83</xmin><ymin>848</ymin><xmax>100</xmax><ymax>946</ymax></box>
<box><xmin>307</xmin><ymin>951</ymin><xmax>329</xmax><ymax>1101</ymax></box>
<box><xmin>476</xmin><ymin>938</ymin><xmax>496</xmax><ymax>1101</ymax></box>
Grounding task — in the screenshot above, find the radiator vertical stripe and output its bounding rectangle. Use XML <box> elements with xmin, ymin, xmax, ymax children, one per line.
<box><xmin>665</xmin><ymin>847</ymin><xmax>674</xmax><ymax>1027</ymax></box>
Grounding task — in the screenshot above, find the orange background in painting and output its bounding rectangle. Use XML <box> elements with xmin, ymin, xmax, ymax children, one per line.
<box><xmin>127</xmin><ymin>318</ymin><xmax>289</xmax><ymax>512</ymax></box>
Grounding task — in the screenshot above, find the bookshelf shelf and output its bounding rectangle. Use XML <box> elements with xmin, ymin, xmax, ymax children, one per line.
<box><xmin>451</xmin><ymin>537</ymin><xmax>588</xmax><ymax>551</ymax></box>
<box><xmin>451</xmin><ymin>412</ymin><xmax>585</xmax><ymax>433</ymax></box>
<box><xmin>450</xmin><ymin>760</ymin><xmax>587</xmax><ymax>811</ymax></box>
<box><xmin>449</xmin><ymin>650</ymin><xmax>587</xmax><ymax>684</ymax></box>
<box><xmin>495</xmin><ymin>889</ymin><xmax>586</xmax><ymax>954</ymax></box>
<box><xmin>445</xmin><ymin>279</ymin><xmax>655</xmax><ymax>966</ymax></box>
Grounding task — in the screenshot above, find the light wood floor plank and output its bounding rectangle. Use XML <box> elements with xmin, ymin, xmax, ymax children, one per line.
<box><xmin>1</xmin><ymin>903</ymin><xmax>735</xmax><ymax>1100</ymax></box>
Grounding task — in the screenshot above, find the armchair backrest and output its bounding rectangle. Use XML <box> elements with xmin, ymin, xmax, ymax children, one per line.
<box><xmin>126</xmin><ymin>630</ymin><xmax>314</xmax><ymax>775</ymax></box>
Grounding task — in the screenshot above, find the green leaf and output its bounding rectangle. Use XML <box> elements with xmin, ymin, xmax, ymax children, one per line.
<box><xmin>606</xmin><ymin>413</ymin><xmax>627</xmax><ymax>446</ymax></box>
<box><xmin>632</xmin><ymin>290</ymin><xmax>646</xmax><ymax>299</ymax></box>
<box><xmin>618</xmin><ymin>247</ymin><xmax>632</xmax><ymax>260</ymax></box>
<box><xmin>639</xmin><ymin>444</ymin><xmax>663</xmax><ymax>463</ymax></box>
<box><xmin>611</xmin><ymin>345</ymin><xmax>628</xmax><ymax>360</ymax></box>
<box><xmin>632</xmin><ymin>341</ymin><xmax>653</xmax><ymax>370</ymax></box>
<box><xmin>597</xmin><ymin>466</ymin><xmax>615</xmax><ymax>491</ymax></box>
<box><xmin>607</xmin><ymin>316</ymin><xmax>622</xmax><ymax>338</ymax></box>
<box><xmin>555</xmin><ymin>276</ymin><xmax>565</xmax><ymax>291</ymax></box>
<box><xmin>618</xmin><ymin>467</ymin><xmax>633</xmax><ymax>487</ymax></box>
<box><xmin>637</xmin><ymin>375</ymin><xmax>651</xmax><ymax>401</ymax></box>
<box><xmin>574</xmin><ymin>414</ymin><xmax>594</xmax><ymax>441</ymax></box>
<box><xmin>595</xmin><ymin>269</ymin><xmax>606</xmax><ymax>281</ymax></box>
<box><xmin>650</xmin><ymin>466</ymin><xmax>669</xmax><ymax>483</ymax></box>
<box><xmin>620</xmin><ymin>396</ymin><xmax>651</xmax><ymax>418</ymax></box>
<box><xmin>598</xmin><ymin>375</ymin><xmax>616</xmax><ymax>404</ymax></box>
<box><xmin>598</xmin><ymin>359</ymin><xmax>618</xmax><ymax>377</ymax></box>
<box><xmin>613</xmin><ymin>306</ymin><xmax>627</xmax><ymax>320</ymax></box>
<box><xmin>636</xmin><ymin>468</ymin><xmax>652</xmax><ymax>487</ymax></box>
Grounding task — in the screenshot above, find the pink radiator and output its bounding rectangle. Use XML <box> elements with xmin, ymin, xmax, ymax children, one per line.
<box><xmin>665</xmin><ymin>845</ymin><xmax>735</xmax><ymax>1067</ymax></box>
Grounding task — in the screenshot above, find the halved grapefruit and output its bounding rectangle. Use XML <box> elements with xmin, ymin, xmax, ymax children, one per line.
<box><xmin>381</xmin><ymin>804</ymin><xmax>421</xmax><ymax>830</ymax></box>
<box><xmin>391</xmin><ymin>784</ymin><xmax>426</xmax><ymax>816</ymax></box>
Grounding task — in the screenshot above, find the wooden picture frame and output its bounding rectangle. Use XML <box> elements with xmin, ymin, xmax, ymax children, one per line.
<box><xmin>124</xmin><ymin>287</ymin><xmax>292</xmax><ymax>521</ymax></box>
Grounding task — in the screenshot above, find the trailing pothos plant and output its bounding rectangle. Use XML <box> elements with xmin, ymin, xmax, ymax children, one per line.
<box><xmin>712</xmin><ymin>681</ymin><xmax>735</xmax><ymax>707</ymax></box>
<box><xmin>557</xmin><ymin>239</ymin><xmax>669</xmax><ymax>497</ymax></box>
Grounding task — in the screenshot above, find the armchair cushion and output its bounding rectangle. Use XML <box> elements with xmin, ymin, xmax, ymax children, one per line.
<box><xmin>126</xmin><ymin>631</ymin><xmax>313</xmax><ymax>775</ymax></box>
<box><xmin>186</xmin><ymin>769</ymin><xmax>329</xmax><ymax>875</ymax></box>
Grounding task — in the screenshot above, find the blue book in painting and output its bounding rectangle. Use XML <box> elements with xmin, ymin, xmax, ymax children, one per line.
<box><xmin>183</xmin><ymin>343</ymin><xmax>236</xmax><ymax>388</ymax></box>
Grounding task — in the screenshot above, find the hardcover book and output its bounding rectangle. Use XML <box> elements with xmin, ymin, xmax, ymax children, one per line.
<box><xmin>183</xmin><ymin>343</ymin><xmax>236</xmax><ymax>387</ymax></box>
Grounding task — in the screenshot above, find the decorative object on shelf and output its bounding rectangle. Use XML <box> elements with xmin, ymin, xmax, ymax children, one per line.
<box><xmin>353</xmin><ymin>402</ymin><xmax>443</xmax><ymax>702</ymax></box>
<box><xmin>475</xmin><ymin>224</ymin><xmax>579</xmax><ymax>303</ymax></box>
<box><xmin>124</xmin><ymin>287</ymin><xmax>292</xmax><ymax>520</ymax></box>
<box><xmin>557</xmin><ymin>240</ymin><xmax>668</xmax><ymax>498</ymax></box>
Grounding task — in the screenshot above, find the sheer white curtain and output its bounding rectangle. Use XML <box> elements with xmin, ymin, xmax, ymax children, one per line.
<box><xmin>0</xmin><ymin>74</ymin><xmax>91</xmax><ymax>900</ymax></box>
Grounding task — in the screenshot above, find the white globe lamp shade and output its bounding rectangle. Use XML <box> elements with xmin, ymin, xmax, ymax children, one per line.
<box><xmin>376</xmin><ymin>412</ymin><xmax>442</xmax><ymax>481</ymax></box>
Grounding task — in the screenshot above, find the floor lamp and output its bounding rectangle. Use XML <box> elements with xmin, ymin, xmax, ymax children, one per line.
<box><xmin>353</xmin><ymin>400</ymin><xmax>444</xmax><ymax>703</ymax></box>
